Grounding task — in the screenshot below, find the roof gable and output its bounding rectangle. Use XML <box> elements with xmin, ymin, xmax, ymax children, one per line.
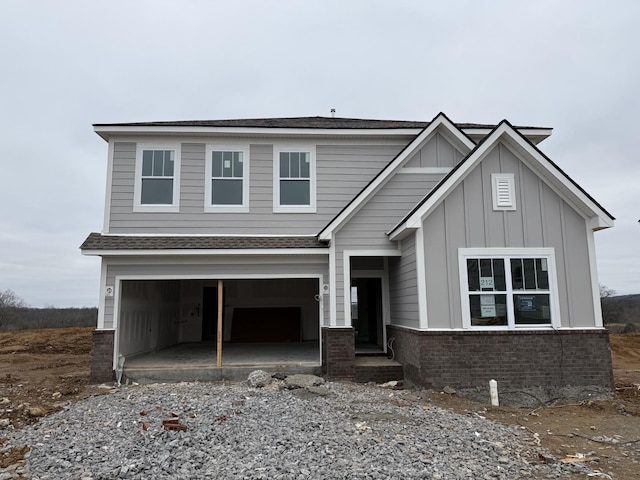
<box><xmin>318</xmin><ymin>113</ymin><xmax>475</xmax><ymax>241</ymax></box>
<box><xmin>388</xmin><ymin>120</ymin><xmax>614</xmax><ymax>240</ymax></box>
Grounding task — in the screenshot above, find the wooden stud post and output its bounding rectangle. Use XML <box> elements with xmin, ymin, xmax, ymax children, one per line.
<box><xmin>217</xmin><ymin>280</ymin><xmax>223</xmax><ymax>368</ymax></box>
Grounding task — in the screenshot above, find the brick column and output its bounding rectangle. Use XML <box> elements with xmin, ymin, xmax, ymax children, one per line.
<box><xmin>90</xmin><ymin>329</ymin><xmax>115</xmax><ymax>384</ymax></box>
<box><xmin>322</xmin><ymin>327</ymin><xmax>355</xmax><ymax>381</ymax></box>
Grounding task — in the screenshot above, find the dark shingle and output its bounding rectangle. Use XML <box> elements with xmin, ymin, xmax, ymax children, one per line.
<box><xmin>80</xmin><ymin>233</ymin><xmax>327</xmax><ymax>251</ymax></box>
<box><xmin>93</xmin><ymin>116</ymin><xmax>546</xmax><ymax>130</ymax></box>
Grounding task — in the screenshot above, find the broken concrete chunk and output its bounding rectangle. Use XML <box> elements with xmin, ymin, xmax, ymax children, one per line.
<box><xmin>27</xmin><ymin>407</ymin><xmax>48</xmax><ymax>417</ymax></box>
<box><xmin>247</xmin><ymin>370</ymin><xmax>273</xmax><ymax>388</ymax></box>
<box><xmin>284</xmin><ymin>374</ymin><xmax>325</xmax><ymax>389</ymax></box>
<box><xmin>306</xmin><ymin>386</ymin><xmax>331</xmax><ymax>396</ymax></box>
<box><xmin>443</xmin><ymin>386</ymin><xmax>457</xmax><ymax>395</ymax></box>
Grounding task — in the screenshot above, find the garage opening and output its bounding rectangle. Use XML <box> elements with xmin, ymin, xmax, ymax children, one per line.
<box><xmin>118</xmin><ymin>277</ymin><xmax>321</xmax><ymax>376</ymax></box>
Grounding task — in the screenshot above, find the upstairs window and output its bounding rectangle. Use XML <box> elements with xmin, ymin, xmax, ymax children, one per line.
<box><xmin>205</xmin><ymin>146</ymin><xmax>249</xmax><ymax>212</ymax></box>
<box><xmin>459</xmin><ymin>248</ymin><xmax>558</xmax><ymax>329</ymax></box>
<box><xmin>274</xmin><ymin>147</ymin><xmax>316</xmax><ymax>212</ymax></box>
<box><xmin>134</xmin><ymin>144</ymin><xmax>180</xmax><ymax>212</ymax></box>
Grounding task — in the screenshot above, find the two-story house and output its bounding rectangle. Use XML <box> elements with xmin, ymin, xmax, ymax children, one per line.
<box><xmin>81</xmin><ymin>113</ymin><xmax>614</xmax><ymax>393</ymax></box>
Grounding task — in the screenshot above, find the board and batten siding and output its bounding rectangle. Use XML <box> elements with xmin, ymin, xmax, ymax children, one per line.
<box><xmin>107</xmin><ymin>140</ymin><xmax>405</xmax><ymax>234</ymax></box>
<box><xmin>422</xmin><ymin>143</ymin><xmax>596</xmax><ymax>329</ymax></box>
<box><xmin>404</xmin><ymin>132</ymin><xmax>465</xmax><ymax>168</ymax></box>
<box><xmin>388</xmin><ymin>235</ymin><xmax>420</xmax><ymax>329</ymax></box>
<box><xmin>102</xmin><ymin>257</ymin><xmax>329</xmax><ymax>330</ymax></box>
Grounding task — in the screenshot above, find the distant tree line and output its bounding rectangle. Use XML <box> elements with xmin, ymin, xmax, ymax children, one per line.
<box><xmin>600</xmin><ymin>285</ymin><xmax>640</xmax><ymax>334</ymax></box>
<box><xmin>0</xmin><ymin>289</ymin><xmax>97</xmax><ymax>332</ymax></box>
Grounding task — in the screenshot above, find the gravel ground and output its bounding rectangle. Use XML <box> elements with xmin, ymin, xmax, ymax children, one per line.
<box><xmin>2</xmin><ymin>377</ymin><xmax>596</xmax><ymax>479</ymax></box>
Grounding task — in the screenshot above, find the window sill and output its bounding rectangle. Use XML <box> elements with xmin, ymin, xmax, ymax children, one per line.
<box><xmin>205</xmin><ymin>205</ymin><xmax>250</xmax><ymax>213</ymax></box>
<box><xmin>273</xmin><ymin>206</ymin><xmax>317</xmax><ymax>214</ymax></box>
<box><xmin>133</xmin><ymin>204</ymin><xmax>180</xmax><ymax>213</ymax></box>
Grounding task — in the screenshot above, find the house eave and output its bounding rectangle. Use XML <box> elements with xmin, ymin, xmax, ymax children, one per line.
<box><xmin>81</xmin><ymin>248</ymin><xmax>330</xmax><ymax>257</ymax></box>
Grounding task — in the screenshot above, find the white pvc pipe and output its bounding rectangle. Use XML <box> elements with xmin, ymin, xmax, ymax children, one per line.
<box><xmin>489</xmin><ymin>379</ymin><xmax>499</xmax><ymax>406</ymax></box>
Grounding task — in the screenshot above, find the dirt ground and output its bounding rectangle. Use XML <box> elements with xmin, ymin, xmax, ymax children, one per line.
<box><xmin>0</xmin><ymin>328</ymin><xmax>639</xmax><ymax>478</ymax></box>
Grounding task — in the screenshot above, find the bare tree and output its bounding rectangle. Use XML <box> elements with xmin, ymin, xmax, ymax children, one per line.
<box><xmin>599</xmin><ymin>284</ymin><xmax>616</xmax><ymax>298</ymax></box>
<box><xmin>0</xmin><ymin>289</ymin><xmax>27</xmax><ymax>308</ymax></box>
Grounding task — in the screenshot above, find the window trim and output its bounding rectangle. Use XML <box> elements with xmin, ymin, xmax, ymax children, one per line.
<box><xmin>133</xmin><ymin>143</ymin><xmax>181</xmax><ymax>212</ymax></box>
<box><xmin>458</xmin><ymin>248</ymin><xmax>560</xmax><ymax>330</ymax></box>
<box><xmin>273</xmin><ymin>145</ymin><xmax>316</xmax><ymax>213</ymax></box>
<box><xmin>204</xmin><ymin>144</ymin><xmax>250</xmax><ymax>213</ymax></box>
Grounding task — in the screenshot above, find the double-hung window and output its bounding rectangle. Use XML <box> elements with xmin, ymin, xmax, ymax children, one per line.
<box><xmin>459</xmin><ymin>248</ymin><xmax>558</xmax><ymax>329</ymax></box>
<box><xmin>205</xmin><ymin>146</ymin><xmax>249</xmax><ymax>212</ymax></box>
<box><xmin>134</xmin><ymin>144</ymin><xmax>180</xmax><ymax>212</ymax></box>
<box><xmin>274</xmin><ymin>147</ymin><xmax>316</xmax><ymax>212</ymax></box>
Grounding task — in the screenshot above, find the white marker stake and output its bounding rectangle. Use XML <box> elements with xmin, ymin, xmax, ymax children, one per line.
<box><xmin>489</xmin><ymin>379</ymin><xmax>499</xmax><ymax>406</ymax></box>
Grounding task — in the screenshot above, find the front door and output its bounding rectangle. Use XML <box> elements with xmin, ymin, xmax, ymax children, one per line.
<box><xmin>351</xmin><ymin>277</ymin><xmax>384</xmax><ymax>352</ymax></box>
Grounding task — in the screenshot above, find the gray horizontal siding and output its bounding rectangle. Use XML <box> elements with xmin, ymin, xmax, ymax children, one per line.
<box><xmin>422</xmin><ymin>142</ymin><xmax>596</xmax><ymax>329</ymax></box>
<box><xmin>108</xmin><ymin>141</ymin><xmax>405</xmax><ymax>234</ymax></box>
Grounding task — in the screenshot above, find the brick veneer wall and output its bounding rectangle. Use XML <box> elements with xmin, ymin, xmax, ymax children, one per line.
<box><xmin>387</xmin><ymin>325</ymin><xmax>613</xmax><ymax>390</ymax></box>
<box><xmin>321</xmin><ymin>327</ymin><xmax>355</xmax><ymax>381</ymax></box>
<box><xmin>90</xmin><ymin>329</ymin><xmax>115</xmax><ymax>383</ymax></box>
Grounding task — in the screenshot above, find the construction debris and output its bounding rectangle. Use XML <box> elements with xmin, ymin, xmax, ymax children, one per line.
<box><xmin>162</xmin><ymin>418</ymin><xmax>187</xmax><ymax>432</ymax></box>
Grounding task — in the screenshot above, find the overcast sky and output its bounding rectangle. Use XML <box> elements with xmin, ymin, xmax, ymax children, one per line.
<box><xmin>1</xmin><ymin>1</ymin><xmax>638</xmax><ymax>307</ymax></box>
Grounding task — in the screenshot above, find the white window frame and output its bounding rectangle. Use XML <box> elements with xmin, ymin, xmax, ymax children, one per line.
<box><xmin>273</xmin><ymin>145</ymin><xmax>316</xmax><ymax>213</ymax></box>
<box><xmin>458</xmin><ymin>248</ymin><xmax>560</xmax><ymax>330</ymax></box>
<box><xmin>133</xmin><ymin>143</ymin><xmax>181</xmax><ymax>213</ymax></box>
<box><xmin>491</xmin><ymin>173</ymin><xmax>516</xmax><ymax>211</ymax></box>
<box><xmin>204</xmin><ymin>144</ymin><xmax>250</xmax><ymax>213</ymax></box>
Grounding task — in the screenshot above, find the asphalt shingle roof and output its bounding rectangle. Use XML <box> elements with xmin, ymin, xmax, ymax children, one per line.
<box><xmin>93</xmin><ymin>116</ymin><xmax>544</xmax><ymax>130</ymax></box>
<box><xmin>80</xmin><ymin>233</ymin><xmax>327</xmax><ymax>251</ymax></box>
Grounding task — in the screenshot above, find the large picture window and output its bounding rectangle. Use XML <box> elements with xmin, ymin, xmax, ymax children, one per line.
<box><xmin>205</xmin><ymin>145</ymin><xmax>249</xmax><ymax>212</ymax></box>
<box><xmin>274</xmin><ymin>147</ymin><xmax>316</xmax><ymax>212</ymax></box>
<box><xmin>459</xmin><ymin>249</ymin><xmax>557</xmax><ymax>329</ymax></box>
<box><xmin>134</xmin><ymin>144</ymin><xmax>180</xmax><ymax>212</ymax></box>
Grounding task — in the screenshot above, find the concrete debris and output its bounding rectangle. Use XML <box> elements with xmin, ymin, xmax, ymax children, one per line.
<box><xmin>27</xmin><ymin>407</ymin><xmax>47</xmax><ymax>418</ymax></box>
<box><xmin>443</xmin><ymin>386</ymin><xmax>457</xmax><ymax>395</ymax></box>
<box><xmin>247</xmin><ymin>370</ymin><xmax>273</xmax><ymax>388</ymax></box>
<box><xmin>284</xmin><ymin>374</ymin><xmax>325</xmax><ymax>389</ymax></box>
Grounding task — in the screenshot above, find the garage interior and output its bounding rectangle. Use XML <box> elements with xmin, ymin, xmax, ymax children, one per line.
<box><xmin>117</xmin><ymin>278</ymin><xmax>322</xmax><ymax>381</ymax></box>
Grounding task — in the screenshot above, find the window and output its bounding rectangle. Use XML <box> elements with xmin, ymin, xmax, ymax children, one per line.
<box><xmin>134</xmin><ymin>144</ymin><xmax>180</xmax><ymax>212</ymax></box>
<box><xmin>491</xmin><ymin>173</ymin><xmax>516</xmax><ymax>210</ymax></box>
<box><xmin>274</xmin><ymin>147</ymin><xmax>316</xmax><ymax>212</ymax></box>
<box><xmin>205</xmin><ymin>146</ymin><xmax>249</xmax><ymax>212</ymax></box>
<box><xmin>459</xmin><ymin>249</ymin><xmax>558</xmax><ymax>329</ymax></box>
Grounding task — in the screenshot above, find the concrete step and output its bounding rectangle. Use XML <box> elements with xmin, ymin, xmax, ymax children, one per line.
<box><xmin>354</xmin><ymin>357</ymin><xmax>404</xmax><ymax>384</ymax></box>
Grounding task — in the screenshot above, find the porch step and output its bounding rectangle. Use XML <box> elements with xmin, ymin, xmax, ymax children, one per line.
<box><xmin>354</xmin><ymin>356</ymin><xmax>404</xmax><ymax>384</ymax></box>
<box><xmin>123</xmin><ymin>364</ymin><xmax>322</xmax><ymax>384</ymax></box>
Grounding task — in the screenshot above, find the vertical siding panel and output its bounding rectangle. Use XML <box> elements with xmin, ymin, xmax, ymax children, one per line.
<box><xmin>423</xmin><ymin>204</ymin><xmax>450</xmax><ymax>328</ymax></box>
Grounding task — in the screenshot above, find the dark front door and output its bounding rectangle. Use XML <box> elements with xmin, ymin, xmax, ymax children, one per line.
<box><xmin>351</xmin><ymin>277</ymin><xmax>383</xmax><ymax>351</ymax></box>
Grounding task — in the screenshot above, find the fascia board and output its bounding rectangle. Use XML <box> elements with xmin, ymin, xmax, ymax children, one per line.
<box><xmin>93</xmin><ymin>125</ymin><xmax>423</xmax><ymax>141</ymax></box>
<box><xmin>318</xmin><ymin>114</ymin><xmax>474</xmax><ymax>241</ymax></box>
<box><xmin>499</xmin><ymin>129</ymin><xmax>615</xmax><ymax>227</ymax></box>
<box><xmin>81</xmin><ymin>248</ymin><xmax>330</xmax><ymax>256</ymax></box>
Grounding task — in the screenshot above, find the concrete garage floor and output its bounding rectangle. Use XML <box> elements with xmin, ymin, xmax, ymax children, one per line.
<box><xmin>123</xmin><ymin>341</ymin><xmax>322</xmax><ymax>384</ymax></box>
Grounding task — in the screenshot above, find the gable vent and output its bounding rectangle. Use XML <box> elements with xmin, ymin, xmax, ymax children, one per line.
<box><xmin>492</xmin><ymin>174</ymin><xmax>516</xmax><ymax>210</ymax></box>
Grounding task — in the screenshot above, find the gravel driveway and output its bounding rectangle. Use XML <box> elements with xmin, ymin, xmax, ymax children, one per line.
<box><xmin>2</xmin><ymin>379</ymin><xmax>595</xmax><ymax>479</ymax></box>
